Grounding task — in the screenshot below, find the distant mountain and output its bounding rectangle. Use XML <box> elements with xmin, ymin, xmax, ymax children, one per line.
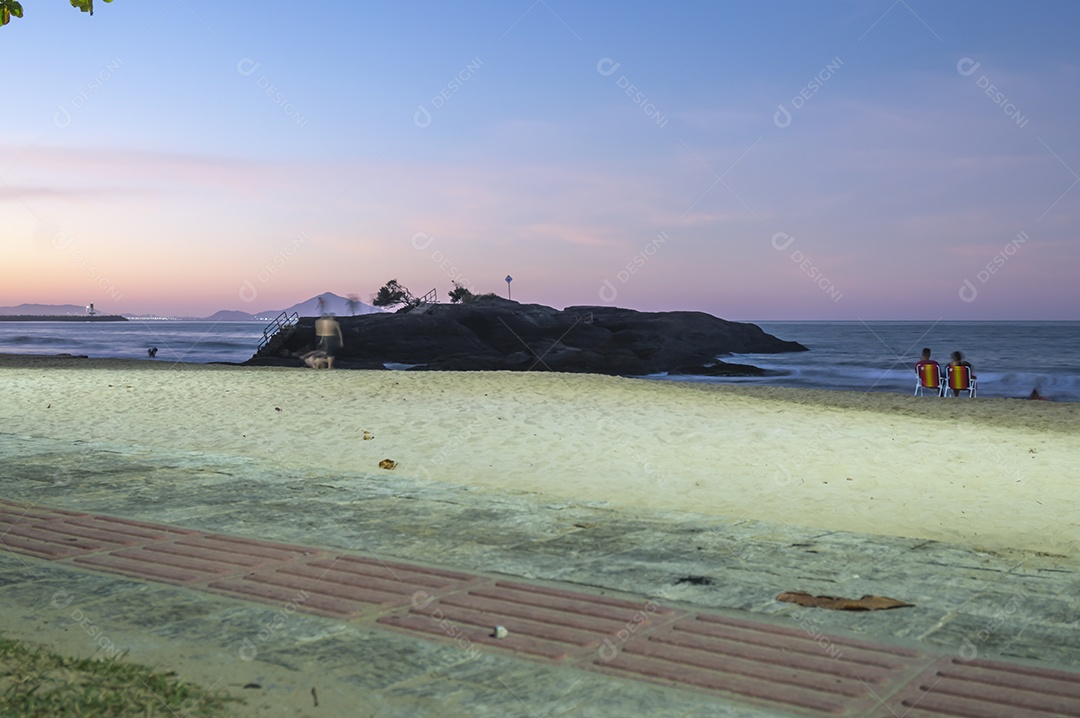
<box><xmin>257</xmin><ymin>292</ymin><xmax>382</xmax><ymax>319</ymax></box>
<box><xmin>1</xmin><ymin>293</ymin><xmax>383</xmax><ymax>322</ymax></box>
<box><xmin>204</xmin><ymin>309</ymin><xmax>260</xmax><ymax>321</ymax></box>
<box><xmin>0</xmin><ymin>302</ymin><xmax>94</xmax><ymax>316</ymax></box>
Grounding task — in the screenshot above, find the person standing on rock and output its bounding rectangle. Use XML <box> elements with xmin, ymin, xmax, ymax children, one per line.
<box><xmin>314</xmin><ymin>314</ymin><xmax>343</xmax><ymax>369</ymax></box>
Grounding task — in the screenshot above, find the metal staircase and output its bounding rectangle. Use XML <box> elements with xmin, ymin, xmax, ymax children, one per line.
<box><xmin>405</xmin><ymin>289</ymin><xmax>439</xmax><ymax>315</ymax></box>
<box><xmin>255</xmin><ymin>311</ymin><xmax>299</xmax><ymax>356</ymax></box>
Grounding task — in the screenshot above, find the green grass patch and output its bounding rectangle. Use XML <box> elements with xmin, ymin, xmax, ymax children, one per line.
<box><xmin>0</xmin><ymin>635</ymin><xmax>240</xmax><ymax>717</ymax></box>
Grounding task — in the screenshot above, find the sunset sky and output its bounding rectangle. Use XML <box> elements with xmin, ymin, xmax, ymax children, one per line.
<box><xmin>2</xmin><ymin>1</ymin><xmax>1078</xmax><ymax>319</ymax></box>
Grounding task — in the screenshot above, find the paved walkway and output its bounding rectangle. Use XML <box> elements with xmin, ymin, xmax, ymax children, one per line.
<box><xmin>5</xmin><ymin>499</ymin><xmax>1080</xmax><ymax>718</ymax></box>
<box><xmin>3</xmin><ymin>432</ymin><xmax>1080</xmax><ymax>716</ymax></box>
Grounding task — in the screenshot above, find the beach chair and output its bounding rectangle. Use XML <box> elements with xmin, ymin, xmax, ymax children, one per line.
<box><xmin>946</xmin><ymin>365</ymin><xmax>977</xmax><ymax>398</ymax></box>
<box><xmin>915</xmin><ymin>363</ymin><xmax>943</xmax><ymax>397</ymax></box>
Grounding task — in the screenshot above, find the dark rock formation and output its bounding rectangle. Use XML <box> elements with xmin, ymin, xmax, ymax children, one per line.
<box><xmin>246</xmin><ymin>298</ymin><xmax>806</xmax><ymax>376</ymax></box>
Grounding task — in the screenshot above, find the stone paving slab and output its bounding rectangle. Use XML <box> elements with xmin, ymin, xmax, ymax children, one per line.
<box><xmin>3</xmin><ymin>432</ymin><xmax>1080</xmax><ymax>716</ymax></box>
<box><xmin>0</xmin><ymin>551</ymin><xmax>802</xmax><ymax>717</ymax></box>
<box><xmin>4</xmin><ymin>499</ymin><xmax>1080</xmax><ymax>718</ymax></box>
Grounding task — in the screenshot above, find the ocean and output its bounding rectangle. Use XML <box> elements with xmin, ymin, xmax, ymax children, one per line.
<box><xmin>1</xmin><ymin>319</ymin><xmax>1077</xmax><ymax>402</ymax></box>
<box><xmin>681</xmin><ymin>320</ymin><xmax>1080</xmax><ymax>402</ymax></box>
<box><xmin>0</xmin><ymin>321</ymin><xmax>265</xmax><ymax>365</ymax></box>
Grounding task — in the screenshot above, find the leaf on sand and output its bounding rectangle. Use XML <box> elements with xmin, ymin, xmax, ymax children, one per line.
<box><xmin>776</xmin><ymin>592</ymin><xmax>914</xmax><ymax>610</ymax></box>
<box><xmin>378</xmin><ymin>459</ymin><xmax>397</xmax><ymax>470</ymax></box>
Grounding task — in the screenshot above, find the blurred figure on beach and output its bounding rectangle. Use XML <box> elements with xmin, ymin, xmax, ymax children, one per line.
<box><xmin>147</xmin><ymin>347</ymin><xmax>158</xmax><ymax>359</ymax></box>
<box><xmin>314</xmin><ymin>314</ymin><xmax>343</xmax><ymax>369</ymax></box>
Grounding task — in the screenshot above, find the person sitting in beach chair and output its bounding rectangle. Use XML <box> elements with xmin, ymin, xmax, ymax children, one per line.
<box><xmin>946</xmin><ymin>351</ymin><xmax>977</xmax><ymax>398</ymax></box>
<box><xmin>914</xmin><ymin>348</ymin><xmax>942</xmax><ymax>397</ymax></box>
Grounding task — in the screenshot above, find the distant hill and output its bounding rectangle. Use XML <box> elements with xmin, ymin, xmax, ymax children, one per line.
<box><xmin>0</xmin><ymin>293</ymin><xmax>383</xmax><ymax>322</ymax></box>
<box><xmin>256</xmin><ymin>292</ymin><xmax>382</xmax><ymax>319</ymax></box>
<box><xmin>0</xmin><ymin>302</ymin><xmax>94</xmax><ymax>316</ymax></box>
<box><xmin>204</xmin><ymin>309</ymin><xmax>260</xmax><ymax>321</ymax></box>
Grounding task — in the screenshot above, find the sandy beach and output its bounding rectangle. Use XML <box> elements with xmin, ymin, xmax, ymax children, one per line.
<box><xmin>2</xmin><ymin>354</ymin><xmax>1079</xmax><ymax>555</ymax></box>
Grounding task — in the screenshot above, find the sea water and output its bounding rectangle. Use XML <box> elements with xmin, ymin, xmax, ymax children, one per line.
<box><xmin>0</xmin><ymin>321</ymin><xmax>265</xmax><ymax>365</ymax></box>
<box><xmin>1</xmin><ymin>319</ymin><xmax>1077</xmax><ymax>401</ymax></box>
<box><xmin>670</xmin><ymin>320</ymin><xmax>1080</xmax><ymax>402</ymax></box>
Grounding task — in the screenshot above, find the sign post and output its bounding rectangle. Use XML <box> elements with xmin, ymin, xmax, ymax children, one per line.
<box><xmin>505</xmin><ymin>275</ymin><xmax>513</xmax><ymax>300</ymax></box>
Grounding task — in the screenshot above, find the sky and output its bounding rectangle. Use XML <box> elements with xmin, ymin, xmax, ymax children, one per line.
<box><xmin>1</xmin><ymin>1</ymin><xmax>1078</xmax><ymax>320</ymax></box>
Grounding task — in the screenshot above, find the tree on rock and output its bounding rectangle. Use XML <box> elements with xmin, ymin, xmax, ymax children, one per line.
<box><xmin>448</xmin><ymin>281</ymin><xmax>474</xmax><ymax>304</ymax></box>
<box><xmin>373</xmin><ymin>279</ymin><xmax>415</xmax><ymax>309</ymax></box>
<box><xmin>448</xmin><ymin>281</ymin><xmax>498</xmax><ymax>304</ymax></box>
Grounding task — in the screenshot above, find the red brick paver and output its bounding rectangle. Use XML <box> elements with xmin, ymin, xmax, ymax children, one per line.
<box><xmin>209</xmin><ymin>554</ymin><xmax>485</xmax><ymax>619</ymax></box>
<box><xmin>2</xmin><ymin>498</ymin><xmax>1078</xmax><ymax>718</ymax></box>
<box><xmin>378</xmin><ymin>580</ymin><xmax>682</xmax><ymax>661</ymax></box>
<box><xmin>878</xmin><ymin>656</ymin><xmax>1080</xmax><ymax>718</ymax></box>
<box><xmin>0</xmin><ymin>500</ymin><xmax>195</xmax><ymax>560</ymax></box>
<box><xmin>592</xmin><ymin>613</ymin><xmax>929</xmax><ymax>716</ymax></box>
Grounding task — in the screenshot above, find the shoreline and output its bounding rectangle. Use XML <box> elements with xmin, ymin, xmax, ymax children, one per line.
<box><xmin>1</xmin><ymin>351</ymin><xmax>1076</xmax><ymax>419</ymax></box>
<box><xmin>2</xmin><ymin>354</ymin><xmax>1077</xmax><ymax>554</ymax></box>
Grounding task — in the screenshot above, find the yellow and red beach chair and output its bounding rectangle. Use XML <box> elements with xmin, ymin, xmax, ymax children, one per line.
<box><xmin>946</xmin><ymin>365</ymin><xmax>977</xmax><ymax>398</ymax></box>
<box><xmin>915</xmin><ymin>363</ymin><xmax>943</xmax><ymax>397</ymax></box>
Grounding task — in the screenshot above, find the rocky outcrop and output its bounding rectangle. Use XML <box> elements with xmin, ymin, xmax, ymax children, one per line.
<box><xmin>246</xmin><ymin>298</ymin><xmax>806</xmax><ymax>376</ymax></box>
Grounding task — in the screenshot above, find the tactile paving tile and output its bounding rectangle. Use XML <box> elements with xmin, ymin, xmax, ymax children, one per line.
<box><xmin>589</xmin><ymin>612</ymin><xmax>930</xmax><ymax>716</ymax></box>
<box><xmin>73</xmin><ymin>532</ymin><xmax>318</xmax><ymax>585</ymax></box>
<box><xmin>0</xmin><ymin>507</ymin><xmax>190</xmax><ymax>560</ymax></box>
<box><xmin>42</xmin><ymin>515</ymin><xmax>198</xmax><ymax>545</ymax></box>
<box><xmin>877</xmin><ymin>655</ymin><xmax>1080</xmax><ymax>718</ymax></box>
<box><xmin>209</xmin><ymin>554</ymin><xmax>485</xmax><ymax>619</ymax></box>
<box><xmin>0</xmin><ymin>524</ymin><xmax>108</xmax><ymax>560</ymax></box>
<box><xmin>0</xmin><ymin>499</ymin><xmax>85</xmax><ymax>523</ymax></box>
<box><xmin>378</xmin><ymin>580</ymin><xmax>680</xmax><ymax>661</ymax></box>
